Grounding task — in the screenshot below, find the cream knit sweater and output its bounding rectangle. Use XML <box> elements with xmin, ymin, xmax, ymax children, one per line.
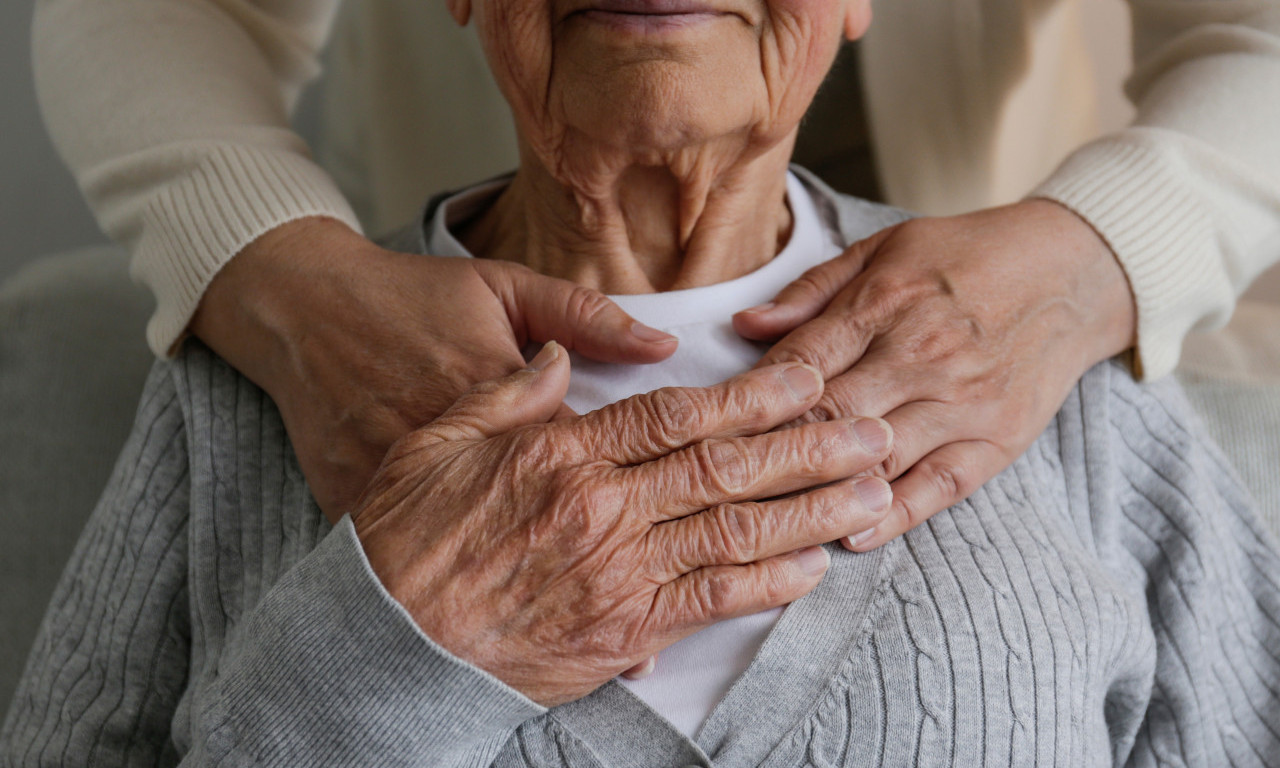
<box><xmin>30</xmin><ymin>0</ymin><xmax>1280</xmax><ymax>376</ymax></box>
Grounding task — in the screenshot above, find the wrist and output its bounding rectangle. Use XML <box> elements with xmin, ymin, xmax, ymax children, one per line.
<box><xmin>1021</xmin><ymin>198</ymin><xmax>1138</xmax><ymax>369</ymax></box>
<box><xmin>189</xmin><ymin>216</ymin><xmax>371</xmax><ymax>390</ymax></box>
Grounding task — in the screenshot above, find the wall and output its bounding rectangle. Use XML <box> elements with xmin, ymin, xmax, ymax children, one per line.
<box><xmin>0</xmin><ymin>2</ymin><xmax>102</xmax><ymax>282</ymax></box>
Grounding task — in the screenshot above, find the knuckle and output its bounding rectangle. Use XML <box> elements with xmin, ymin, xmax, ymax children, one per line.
<box><xmin>928</xmin><ymin>461</ymin><xmax>975</xmax><ymax>512</ymax></box>
<box><xmin>637</xmin><ymin>388</ymin><xmax>706</xmax><ymax>450</ymax></box>
<box><xmin>894</xmin><ymin>492</ymin><xmax>928</xmax><ymax>531</ymax></box>
<box><xmin>720</xmin><ymin>377</ymin><xmax>776</xmax><ymax>432</ymax></box>
<box><xmin>691</xmin><ymin>438</ymin><xmax>754</xmax><ymax>497</ymax></box>
<box><xmin>690</xmin><ymin>570</ymin><xmax>743</xmax><ymax>619</ymax></box>
<box><xmin>798</xmin><ymin>403</ymin><xmax>833</xmax><ymax>425</ymax></box>
<box><xmin>812</xmin><ymin>388</ymin><xmax>861</xmax><ymax>423</ymax></box>
<box><xmin>878</xmin><ymin>447</ymin><xmax>904</xmax><ymax>481</ymax></box>
<box><xmin>786</xmin><ymin>425</ymin><xmax>844</xmax><ymax>481</ymax></box>
<box><xmin>803</xmin><ymin>492</ymin><xmax>848</xmax><ymax>532</ymax></box>
<box><xmin>566</xmin><ymin>284</ymin><xmax>614</xmax><ymax>326</ymax></box>
<box><xmin>706</xmin><ymin>502</ymin><xmax>760</xmax><ymax>563</ymax></box>
<box><xmin>779</xmin><ymin>326</ymin><xmax>843</xmax><ymax>371</ymax></box>
<box><xmin>789</xmin><ymin>268</ymin><xmax>836</xmax><ymax>304</ymax></box>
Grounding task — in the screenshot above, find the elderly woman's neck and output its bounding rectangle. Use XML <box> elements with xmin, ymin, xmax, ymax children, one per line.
<box><xmin>460</xmin><ymin>142</ymin><xmax>795</xmax><ymax>293</ymax></box>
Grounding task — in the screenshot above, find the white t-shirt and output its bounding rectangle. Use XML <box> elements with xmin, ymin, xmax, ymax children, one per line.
<box><xmin>428</xmin><ymin>172</ymin><xmax>843</xmax><ymax>738</ymax></box>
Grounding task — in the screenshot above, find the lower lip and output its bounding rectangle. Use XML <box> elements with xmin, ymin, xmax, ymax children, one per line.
<box><xmin>577</xmin><ymin>9</ymin><xmax>724</xmax><ymax>32</ymax></box>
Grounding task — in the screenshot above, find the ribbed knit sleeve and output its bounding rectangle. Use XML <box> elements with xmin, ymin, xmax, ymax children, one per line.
<box><xmin>185</xmin><ymin>518</ymin><xmax>547</xmax><ymax>767</ymax></box>
<box><xmin>1031</xmin><ymin>2</ymin><xmax>1280</xmax><ymax>380</ymax></box>
<box><xmin>0</xmin><ymin>359</ymin><xmax>546</xmax><ymax>767</ymax></box>
<box><xmin>32</xmin><ymin>0</ymin><xmax>362</xmax><ymax>356</ymax></box>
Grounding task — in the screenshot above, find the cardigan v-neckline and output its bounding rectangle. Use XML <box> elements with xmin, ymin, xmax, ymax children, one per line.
<box><xmin>548</xmin><ymin>544</ymin><xmax>893</xmax><ymax>766</ymax></box>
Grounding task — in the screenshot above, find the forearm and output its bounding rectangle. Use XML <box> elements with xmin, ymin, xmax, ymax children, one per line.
<box><xmin>32</xmin><ymin>0</ymin><xmax>361</xmax><ymax>355</ymax></box>
<box><xmin>1032</xmin><ymin>2</ymin><xmax>1280</xmax><ymax>379</ymax></box>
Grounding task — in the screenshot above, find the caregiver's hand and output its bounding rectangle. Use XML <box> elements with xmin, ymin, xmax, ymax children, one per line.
<box><xmin>191</xmin><ymin>216</ymin><xmax>678</xmax><ymax>523</ymax></box>
<box><xmin>734</xmin><ymin>199</ymin><xmax>1137</xmax><ymax>550</ymax></box>
<box><xmin>352</xmin><ymin>344</ymin><xmax>894</xmax><ymax>706</ymax></box>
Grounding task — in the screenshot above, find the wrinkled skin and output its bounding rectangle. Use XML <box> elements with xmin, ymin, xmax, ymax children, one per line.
<box><xmin>352</xmin><ymin>346</ymin><xmax>893</xmax><ymax>706</ymax></box>
<box><xmin>192</xmin><ymin>216</ymin><xmax>679</xmax><ymax>522</ymax></box>
<box><xmin>735</xmin><ymin>198</ymin><xmax>1137</xmax><ymax>550</ymax></box>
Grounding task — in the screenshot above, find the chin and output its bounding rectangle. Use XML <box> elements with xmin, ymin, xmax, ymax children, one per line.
<box><xmin>555</xmin><ymin>62</ymin><xmax>763</xmax><ymax>155</ymax></box>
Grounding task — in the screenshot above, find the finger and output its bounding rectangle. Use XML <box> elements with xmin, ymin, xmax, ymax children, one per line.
<box><xmin>652</xmin><ymin>547</ymin><xmax>829</xmax><ymax>634</ymax></box>
<box><xmin>874</xmin><ymin>400</ymin><xmax>979</xmax><ymax>482</ymax></box>
<box><xmin>620</xmin><ymin>655</ymin><xmax>657</xmax><ymax>680</ymax></box>
<box><xmin>787</xmin><ymin>347</ymin><xmax>914</xmax><ymax>425</ymax></box>
<box><xmin>628</xmin><ymin>416</ymin><xmax>892</xmax><ymax>519</ymax></box>
<box><xmin>651</xmin><ymin>475</ymin><xmax>891</xmax><ymax>577</ymax></box>
<box><xmin>733</xmin><ymin>226</ymin><xmax>893</xmax><ymax>341</ymax></box>
<box><xmin>568</xmin><ymin>362</ymin><xmax>825</xmax><ymax>466</ymax></box>
<box><xmin>408</xmin><ymin>341</ymin><xmax>571</xmax><ymax>446</ymax></box>
<box><xmin>750</xmin><ymin>306</ymin><xmax>879</xmax><ymax>381</ymax></box>
<box><xmin>477</xmin><ymin>260</ymin><xmax>678</xmax><ymax>364</ymax></box>
<box><xmin>843</xmin><ymin>440</ymin><xmax>1008</xmax><ymax>552</ymax></box>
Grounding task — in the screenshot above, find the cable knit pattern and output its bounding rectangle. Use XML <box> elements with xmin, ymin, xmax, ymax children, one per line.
<box><xmin>4</xmin><ymin>185</ymin><xmax>1280</xmax><ymax>766</ymax></box>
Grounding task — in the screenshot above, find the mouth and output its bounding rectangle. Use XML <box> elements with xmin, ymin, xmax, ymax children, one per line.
<box><xmin>572</xmin><ymin>0</ymin><xmax>729</xmax><ymax>31</ymax></box>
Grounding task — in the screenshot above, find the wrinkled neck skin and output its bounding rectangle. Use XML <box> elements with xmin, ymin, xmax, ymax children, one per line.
<box><xmin>461</xmin><ymin>129</ymin><xmax>797</xmax><ymax>294</ymax></box>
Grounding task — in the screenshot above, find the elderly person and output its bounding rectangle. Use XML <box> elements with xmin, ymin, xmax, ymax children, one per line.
<box><xmin>6</xmin><ymin>0</ymin><xmax>1280</xmax><ymax>764</ymax></box>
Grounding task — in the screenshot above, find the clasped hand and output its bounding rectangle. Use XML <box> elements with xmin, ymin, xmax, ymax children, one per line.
<box><xmin>351</xmin><ymin>345</ymin><xmax>892</xmax><ymax>706</ymax></box>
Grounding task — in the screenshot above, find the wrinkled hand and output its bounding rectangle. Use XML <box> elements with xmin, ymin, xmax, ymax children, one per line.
<box><xmin>191</xmin><ymin>217</ymin><xmax>678</xmax><ymax>523</ymax></box>
<box><xmin>352</xmin><ymin>344</ymin><xmax>894</xmax><ymax>706</ymax></box>
<box><xmin>734</xmin><ymin>199</ymin><xmax>1137</xmax><ymax>550</ymax></box>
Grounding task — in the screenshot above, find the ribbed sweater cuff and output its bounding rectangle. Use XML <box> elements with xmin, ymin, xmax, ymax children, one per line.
<box><xmin>205</xmin><ymin>517</ymin><xmax>544</xmax><ymax>766</ymax></box>
<box><xmin>1031</xmin><ymin>133</ymin><xmax>1232</xmax><ymax>380</ymax></box>
<box><xmin>130</xmin><ymin>144</ymin><xmax>363</xmax><ymax>357</ymax></box>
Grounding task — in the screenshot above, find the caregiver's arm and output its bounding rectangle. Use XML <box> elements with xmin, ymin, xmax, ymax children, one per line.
<box><xmin>737</xmin><ymin>1</ymin><xmax>1280</xmax><ymax>549</ymax></box>
<box><xmin>190</xmin><ymin>218</ymin><xmax>675</xmax><ymax>520</ymax></box>
<box><xmin>32</xmin><ymin>0</ymin><xmax>357</xmax><ymax>353</ymax></box>
<box><xmin>33</xmin><ymin>0</ymin><xmax>676</xmax><ymax>520</ymax></box>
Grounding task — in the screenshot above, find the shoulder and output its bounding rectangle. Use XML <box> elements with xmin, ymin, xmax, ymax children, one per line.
<box><xmin>1047</xmin><ymin>360</ymin><xmax>1268</xmax><ymax>572</ymax></box>
<box><xmin>789</xmin><ymin>164</ymin><xmax>914</xmax><ymax>247</ymax></box>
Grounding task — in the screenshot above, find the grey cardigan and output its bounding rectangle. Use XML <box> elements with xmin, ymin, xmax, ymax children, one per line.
<box><xmin>4</xmin><ymin>171</ymin><xmax>1280</xmax><ymax>767</ymax></box>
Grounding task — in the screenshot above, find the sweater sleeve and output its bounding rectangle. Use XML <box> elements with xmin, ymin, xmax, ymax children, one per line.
<box><xmin>31</xmin><ymin>0</ymin><xmax>363</xmax><ymax>356</ymax></box>
<box><xmin>0</xmin><ymin>367</ymin><xmax>545</xmax><ymax>767</ymax></box>
<box><xmin>1031</xmin><ymin>2</ymin><xmax>1280</xmax><ymax>380</ymax></box>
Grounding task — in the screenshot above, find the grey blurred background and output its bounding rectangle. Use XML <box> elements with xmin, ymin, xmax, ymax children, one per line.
<box><xmin>0</xmin><ymin>2</ymin><xmax>103</xmax><ymax>282</ymax></box>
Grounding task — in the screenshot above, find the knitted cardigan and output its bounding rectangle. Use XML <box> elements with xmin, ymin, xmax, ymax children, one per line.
<box><xmin>4</xmin><ymin>178</ymin><xmax>1279</xmax><ymax>766</ymax></box>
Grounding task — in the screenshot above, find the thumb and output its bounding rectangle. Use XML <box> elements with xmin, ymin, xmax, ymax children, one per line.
<box><xmin>416</xmin><ymin>341</ymin><xmax>572</xmax><ymax>445</ymax></box>
<box><xmin>475</xmin><ymin>261</ymin><xmax>678</xmax><ymax>364</ymax></box>
<box><xmin>733</xmin><ymin>225</ymin><xmax>893</xmax><ymax>341</ymax></box>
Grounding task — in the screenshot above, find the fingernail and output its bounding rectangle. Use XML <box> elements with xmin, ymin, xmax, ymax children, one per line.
<box><xmin>631</xmin><ymin>322</ymin><xmax>676</xmax><ymax>344</ymax></box>
<box><xmin>843</xmin><ymin>527</ymin><xmax>878</xmax><ymax>550</ymax></box>
<box><xmin>739</xmin><ymin>301</ymin><xmax>776</xmax><ymax>315</ymax></box>
<box><xmin>631</xmin><ymin>655</ymin><xmax>657</xmax><ymax>679</ymax></box>
<box><xmin>853</xmin><ymin>477</ymin><xmax>892</xmax><ymax>514</ymax></box>
<box><xmin>851</xmin><ymin>418</ymin><xmax>891</xmax><ymax>453</ymax></box>
<box><xmin>796</xmin><ymin>546</ymin><xmax>830</xmax><ymax>576</ymax></box>
<box><xmin>780</xmin><ymin>364</ymin><xmax>821</xmax><ymax>401</ymax></box>
<box><xmin>526</xmin><ymin>341</ymin><xmax>560</xmax><ymax>371</ymax></box>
